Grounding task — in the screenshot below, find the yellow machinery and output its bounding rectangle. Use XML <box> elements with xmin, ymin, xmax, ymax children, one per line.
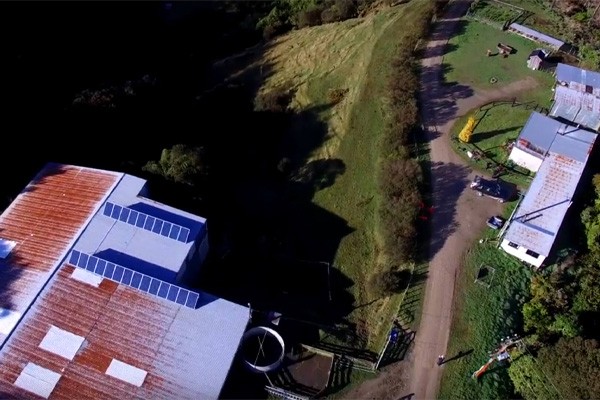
<box><xmin>459</xmin><ymin>116</ymin><xmax>476</xmax><ymax>143</ymax></box>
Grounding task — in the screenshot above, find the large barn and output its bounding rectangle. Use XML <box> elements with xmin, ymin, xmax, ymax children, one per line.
<box><xmin>501</xmin><ymin>125</ymin><xmax>596</xmax><ymax>268</ymax></box>
<box><xmin>0</xmin><ymin>164</ymin><xmax>249</xmax><ymax>399</ymax></box>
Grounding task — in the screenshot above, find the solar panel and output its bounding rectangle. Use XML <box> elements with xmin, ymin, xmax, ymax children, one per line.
<box><xmin>102</xmin><ymin>202</ymin><xmax>193</xmax><ymax>243</ymax></box>
<box><xmin>68</xmin><ymin>250</ymin><xmax>199</xmax><ymax>309</ymax></box>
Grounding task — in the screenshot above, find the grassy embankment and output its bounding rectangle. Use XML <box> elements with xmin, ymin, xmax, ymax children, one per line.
<box><xmin>251</xmin><ymin>0</ymin><xmax>434</xmax><ymax>352</ymax></box>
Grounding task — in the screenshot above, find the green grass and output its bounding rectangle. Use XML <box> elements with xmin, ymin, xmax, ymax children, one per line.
<box><xmin>256</xmin><ymin>0</ymin><xmax>434</xmax><ymax>352</ymax></box>
<box><xmin>310</xmin><ymin>1</ymin><xmax>433</xmax><ymax>352</ymax></box>
<box><xmin>449</xmin><ymin>102</ymin><xmax>538</xmax><ymax>188</ymax></box>
<box><xmin>328</xmin><ymin>369</ymin><xmax>377</xmax><ymax>399</ymax></box>
<box><xmin>444</xmin><ymin>20</ymin><xmax>555</xmax><ymax>94</ymax></box>
<box><xmin>438</xmin><ymin>223</ymin><xmax>533</xmax><ymax>400</ymax></box>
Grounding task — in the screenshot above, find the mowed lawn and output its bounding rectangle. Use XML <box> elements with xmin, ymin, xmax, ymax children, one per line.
<box><xmin>255</xmin><ymin>1</ymin><xmax>434</xmax><ymax>351</ymax></box>
<box><xmin>450</xmin><ymin>102</ymin><xmax>538</xmax><ymax>187</ymax></box>
<box><xmin>444</xmin><ymin>20</ymin><xmax>555</xmax><ymax>100</ymax></box>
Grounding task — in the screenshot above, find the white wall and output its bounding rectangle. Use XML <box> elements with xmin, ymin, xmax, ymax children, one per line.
<box><xmin>500</xmin><ymin>239</ymin><xmax>545</xmax><ymax>268</ymax></box>
<box><xmin>508</xmin><ymin>147</ymin><xmax>543</xmax><ymax>173</ymax></box>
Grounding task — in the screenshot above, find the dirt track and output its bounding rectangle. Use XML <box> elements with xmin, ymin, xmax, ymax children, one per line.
<box><xmin>344</xmin><ymin>1</ymin><xmax>538</xmax><ymax>399</ymax></box>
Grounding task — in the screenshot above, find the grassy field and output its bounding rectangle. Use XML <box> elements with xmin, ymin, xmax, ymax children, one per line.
<box><xmin>444</xmin><ymin>20</ymin><xmax>555</xmax><ymax>97</ymax></box>
<box><xmin>241</xmin><ymin>1</ymin><xmax>434</xmax><ymax>352</ymax></box>
<box><xmin>438</xmin><ymin>209</ymin><xmax>533</xmax><ymax>400</ymax></box>
<box><xmin>450</xmin><ymin>102</ymin><xmax>539</xmax><ymax>188</ymax></box>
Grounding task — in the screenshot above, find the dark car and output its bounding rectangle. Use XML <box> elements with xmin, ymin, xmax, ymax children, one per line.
<box><xmin>487</xmin><ymin>216</ymin><xmax>505</xmax><ymax>230</ymax></box>
<box><xmin>470</xmin><ymin>175</ymin><xmax>517</xmax><ymax>203</ymax></box>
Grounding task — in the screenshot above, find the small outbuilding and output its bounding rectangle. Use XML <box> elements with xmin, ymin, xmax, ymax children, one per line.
<box><xmin>527</xmin><ymin>49</ymin><xmax>549</xmax><ymax>70</ymax></box>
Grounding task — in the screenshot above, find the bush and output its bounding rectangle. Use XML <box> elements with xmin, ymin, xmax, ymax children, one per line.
<box><xmin>369</xmin><ymin>268</ymin><xmax>411</xmax><ymax>298</ymax></box>
<box><xmin>255</xmin><ymin>88</ymin><xmax>293</xmax><ymax>112</ymax></box>
<box><xmin>321</xmin><ymin>6</ymin><xmax>341</xmax><ymax>24</ymax></box>
<box><xmin>327</xmin><ymin>88</ymin><xmax>349</xmax><ymax>104</ymax></box>
<box><xmin>297</xmin><ymin>5</ymin><xmax>325</xmax><ymax>27</ymax></box>
<box><xmin>335</xmin><ymin>0</ymin><xmax>357</xmax><ymax>20</ymax></box>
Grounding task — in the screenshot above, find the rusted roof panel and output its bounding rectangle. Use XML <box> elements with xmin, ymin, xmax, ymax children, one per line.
<box><xmin>0</xmin><ymin>265</ymin><xmax>249</xmax><ymax>400</ymax></box>
<box><xmin>0</xmin><ymin>164</ymin><xmax>119</xmax><ymax>344</ymax></box>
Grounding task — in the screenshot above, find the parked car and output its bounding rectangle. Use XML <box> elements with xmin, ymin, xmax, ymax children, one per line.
<box><xmin>470</xmin><ymin>175</ymin><xmax>517</xmax><ymax>203</ymax></box>
<box><xmin>487</xmin><ymin>216</ymin><xmax>505</xmax><ymax>230</ymax></box>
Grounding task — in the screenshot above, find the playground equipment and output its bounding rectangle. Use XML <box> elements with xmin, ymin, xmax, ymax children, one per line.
<box><xmin>472</xmin><ymin>334</ymin><xmax>523</xmax><ymax>379</ymax></box>
<box><xmin>458</xmin><ymin>116</ymin><xmax>476</xmax><ymax>143</ymax></box>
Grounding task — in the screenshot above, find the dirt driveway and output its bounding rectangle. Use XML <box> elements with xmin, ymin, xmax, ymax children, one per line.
<box><xmin>343</xmin><ymin>1</ymin><xmax>538</xmax><ymax>399</ymax></box>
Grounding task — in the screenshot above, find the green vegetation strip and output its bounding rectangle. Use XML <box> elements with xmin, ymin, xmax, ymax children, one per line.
<box><xmin>312</xmin><ymin>0</ymin><xmax>435</xmax><ymax>351</ymax></box>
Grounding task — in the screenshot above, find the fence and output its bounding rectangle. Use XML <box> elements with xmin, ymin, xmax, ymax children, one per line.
<box><xmin>265</xmin><ymin>385</ymin><xmax>310</xmax><ymax>400</ymax></box>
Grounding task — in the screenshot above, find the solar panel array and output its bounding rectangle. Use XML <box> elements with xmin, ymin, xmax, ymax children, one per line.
<box><xmin>102</xmin><ymin>202</ymin><xmax>190</xmax><ymax>243</ymax></box>
<box><xmin>69</xmin><ymin>250</ymin><xmax>199</xmax><ymax>309</ymax></box>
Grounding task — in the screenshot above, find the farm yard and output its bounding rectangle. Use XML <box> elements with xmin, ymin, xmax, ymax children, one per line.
<box><xmin>443</xmin><ymin>19</ymin><xmax>556</xmax><ymax>95</ymax></box>
<box><xmin>439</xmin><ymin>2</ymin><xmax>600</xmax><ymax>399</ymax></box>
<box><xmin>450</xmin><ymin>102</ymin><xmax>539</xmax><ymax>187</ymax></box>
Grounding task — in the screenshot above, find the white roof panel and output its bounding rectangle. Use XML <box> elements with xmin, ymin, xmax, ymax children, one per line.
<box><xmin>106</xmin><ymin>359</ymin><xmax>148</xmax><ymax>387</ymax></box>
<box><xmin>38</xmin><ymin>325</ymin><xmax>85</xmax><ymax>360</ymax></box>
<box><xmin>14</xmin><ymin>362</ymin><xmax>61</xmax><ymax>399</ymax></box>
<box><xmin>70</xmin><ymin>267</ymin><xmax>104</xmax><ymax>287</ymax></box>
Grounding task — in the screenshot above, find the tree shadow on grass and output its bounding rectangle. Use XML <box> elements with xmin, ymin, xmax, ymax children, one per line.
<box><xmin>420</xmin><ymin>63</ymin><xmax>475</xmax><ymax>130</ymax></box>
<box><xmin>471</xmin><ymin>126</ymin><xmax>521</xmax><ymax>144</ymax></box>
<box><xmin>426</xmin><ymin>161</ymin><xmax>471</xmax><ymax>259</ymax></box>
<box><xmin>428</xmin><ymin>19</ymin><xmax>467</xmax><ymax>42</ymax></box>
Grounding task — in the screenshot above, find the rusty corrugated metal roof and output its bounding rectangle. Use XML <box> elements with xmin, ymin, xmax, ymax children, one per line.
<box><xmin>0</xmin><ymin>164</ymin><xmax>119</xmax><ymax>338</ymax></box>
<box><xmin>0</xmin><ymin>164</ymin><xmax>249</xmax><ymax>399</ymax></box>
<box><xmin>0</xmin><ymin>265</ymin><xmax>249</xmax><ymax>400</ymax></box>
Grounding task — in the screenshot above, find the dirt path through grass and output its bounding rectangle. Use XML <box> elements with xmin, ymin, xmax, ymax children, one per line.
<box><xmin>344</xmin><ymin>1</ymin><xmax>539</xmax><ymax>399</ymax></box>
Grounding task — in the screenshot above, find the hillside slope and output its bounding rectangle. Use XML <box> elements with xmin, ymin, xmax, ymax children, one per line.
<box><xmin>215</xmin><ymin>0</ymin><xmax>432</xmax><ymax>350</ymax></box>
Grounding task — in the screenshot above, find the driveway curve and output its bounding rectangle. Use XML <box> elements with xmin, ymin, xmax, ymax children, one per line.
<box><xmin>344</xmin><ymin>1</ymin><xmax>538</xmax><ymax>399</ymax></box>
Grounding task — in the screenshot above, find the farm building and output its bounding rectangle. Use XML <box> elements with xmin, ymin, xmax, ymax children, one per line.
<box><xmin>508</xmin><ymin>111</ymin><xmax>596</xmax><ymax>172</ymax></box>
<box><xmin>526</xmin><ymin>49</ymin><xmax>549</xmax><ymax>70</ymax></box>
<box><xmin>550</xmin><ymin>63</ymin><xmax>600</xmax><ymax>131</ymax></box>
<box><xmin>507</xmin><ymin>23</ymin><xmax>567</xmax><ymax>51</ymax></box>
<box><xmin>0</xmin><ymin>163</ymin><xmax>250</xmax><ymax>399</ymax></box>
<box><xmin>501</xmin><ymin>123</ymin><xmax>597</xmax><ymax>268</ymax></box>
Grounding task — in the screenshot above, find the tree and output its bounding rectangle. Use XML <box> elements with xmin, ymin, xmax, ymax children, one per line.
<box><xmin>509</xmin><ymin>353</ymin><xmax>557</xmax><ymax>400</ymax></box>
<box><xmin>522</xmin><ymin>272</ymin><xmax>581</xmax><ymax>337</ymax></box>
<box><xmin>143</xmin><ymin>144</ymin><xmax>207</xmax><ymax>186</ymax></box>
<box><xmin>537</xmin><ymin>336</ymin><xmax>600</xmax><ymax>400</ymax></box>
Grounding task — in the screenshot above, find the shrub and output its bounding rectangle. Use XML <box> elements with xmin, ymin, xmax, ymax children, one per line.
<box><xmin>327</xmin><ymin>88</ymin><xmax>349</xmax><ymax>104</ymax></box>
<box><xmin>297</xmin><ymin>5</ymin><xmax>325</xmax><ymax>27</ymax></box>
<box><xmin>369</xmin><ymin>268</ymin><xmax>411</xmax><ymax>298</ymax></box>
<box><xmin>255</xmin><ymin>88</ymin><xmax>293</xmax><ymax>112</ymax></box>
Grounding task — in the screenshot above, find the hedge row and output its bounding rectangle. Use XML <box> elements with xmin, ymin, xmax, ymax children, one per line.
<box><xmin>376</xmin><ymin>2</ymin><xmax>439</xmax><ymax>268</ymax></box>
